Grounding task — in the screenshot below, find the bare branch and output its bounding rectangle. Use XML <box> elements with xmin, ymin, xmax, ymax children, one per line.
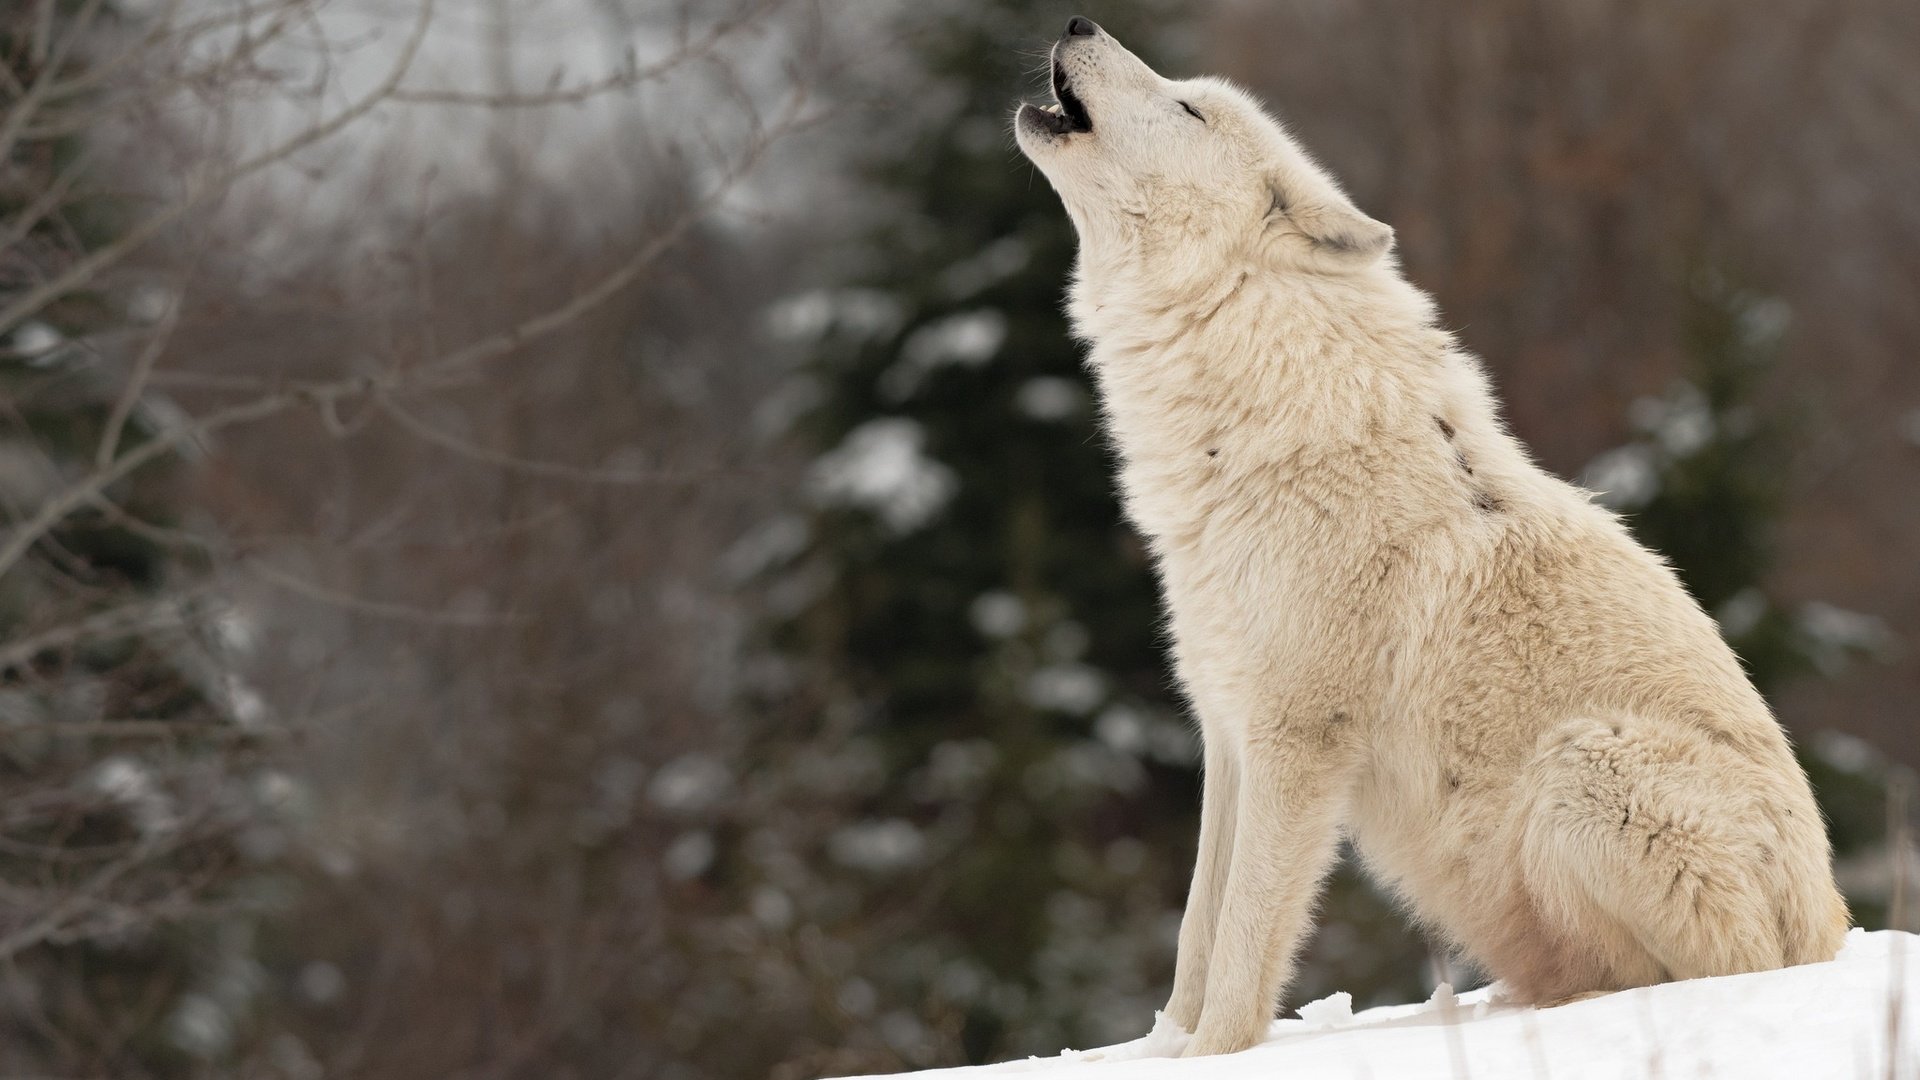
<box><xmin>0</xmin><ymin>77</ymin><xmax>815</xmax><ymax>584</ymax></box>
<box><xmin>389</xmin><ymin>0</ymin><xmax>785</xmax><ymax>109</ymax></box>
<box><xmin>0</xmin><ymin>583</ymin><xmax>216</xmax><ymax>673</ymax></box>
<box><xmin>0</xmin><ymin>141</ymin><xmax>96</xmax><ymax>257</ymax></box>
<box><xmin>0</xmin><ymin>719</ymin><xmax>278</xmax><ymax>740</ymax></box>
<box><xmin>376</xmin><ymin>392</ymin><xmax>725</xmax><ymax>487</ymax></box>
<box><xmin>0</xmin><ymin>71</ymin><xmax>804</xmax><ymax>579</ymax></box>
<box><xmin>95</xmin><ymin>296</ymin><xmax>183</xmax><ymax>468</ymax></box>
<box><xmin>0</xmin><ymin>389</ymin><xmax>302</xmax><ymax>581</ymax></box>
<box><xmin>0</xmin><ymin>830</ymin><xmax>185</xmax><ymax>961</ymax></box>
<box><xmin>40</xmin><ymin>0</ymin><xmax>297</xmax><ymax>106</ymax></box>
<box><xmin>245</xmin><ymin>557</ymin><xmax>523</xmax><ymax>628</ymax></box>
<box><xmin>0</xmin><ymin>0</ymin><xmax>438</xmax><ymax>337</ymax></box>
<box><xmin>410</xmin><ymin>87</ymin><xmax>815</xmax><ymax>391</ymax></box>
<box><xmin>0</xmin><ymin>0</ymin><xmax>109</xmax><ymax>168</ymax></box>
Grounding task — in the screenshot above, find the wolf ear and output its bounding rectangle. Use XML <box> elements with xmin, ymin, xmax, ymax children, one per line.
<box><xmin>1266</xmin><ymin>176</ymin><xmax>1394</xmax><ymax>270</ymax></box>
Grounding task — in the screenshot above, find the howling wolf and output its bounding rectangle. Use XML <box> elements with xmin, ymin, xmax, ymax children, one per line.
<box><xmin>1015</xmin><ymin>16</ymin><xmax>1848</xmax><ymax>1059</ymax></box>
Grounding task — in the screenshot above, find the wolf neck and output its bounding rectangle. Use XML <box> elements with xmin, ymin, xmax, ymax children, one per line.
<box><xmin>1066</xmin><ymin>247</ymin><xmax>1519</xmax><ymax>543</ymax></box>
<box><xmin>1067</xmin><ymin>246</ymin><xmax>1443</xmax><ymax>387</ymax></box>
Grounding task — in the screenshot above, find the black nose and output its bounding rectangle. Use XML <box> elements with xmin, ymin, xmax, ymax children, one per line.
<box><xmin>1065</xmin><ymin>16</ymin><xmax>1098</xmax><ymax>37</ymax></box>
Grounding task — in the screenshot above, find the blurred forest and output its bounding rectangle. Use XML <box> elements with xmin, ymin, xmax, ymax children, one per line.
<box><xmin>0</xmin><ymin>1</ymin><xmax>1915</xmax><ymax>1078</ymax></box>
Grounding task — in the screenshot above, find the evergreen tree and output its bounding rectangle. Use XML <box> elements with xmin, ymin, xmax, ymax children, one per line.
<box><xmin>1</xmin><ymin>6</ymin><xmax>289</xmax><ymax>1074</ymax></box>
<box><xmin>765</xmin><ymin>2</ymin><xmax>1195</xmax><ymax>1063</ymax></box>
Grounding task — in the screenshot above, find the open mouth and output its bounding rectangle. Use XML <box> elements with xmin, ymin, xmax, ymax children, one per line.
<box><xmin>1028</xmin><ymin>55</ymin><xmax>1092</xmax><ymax>136</ymax></box>
<box><xmin>1052</xmin><ymin>58</ymin><xmax>1092</xmax><ymax>131</ymax></box>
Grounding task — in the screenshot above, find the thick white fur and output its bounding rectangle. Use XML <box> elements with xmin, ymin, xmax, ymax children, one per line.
<box><xmin>1015</xmin><ymin>24</ymin><xmax>1849</xmax><ymax>1059</ymax></box>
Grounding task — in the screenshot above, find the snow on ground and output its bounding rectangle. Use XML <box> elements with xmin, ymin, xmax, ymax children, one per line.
<box><xmin>838</xmin><ymin>929</ymin><xmax>1920</xmax><ymax>1080</ymax></box>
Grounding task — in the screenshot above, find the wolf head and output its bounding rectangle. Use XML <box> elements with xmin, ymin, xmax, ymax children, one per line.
<box><xmin>1014</xmin><ymin>18</ymin><xmax>1393</xmax><ymax>276</ymax></box>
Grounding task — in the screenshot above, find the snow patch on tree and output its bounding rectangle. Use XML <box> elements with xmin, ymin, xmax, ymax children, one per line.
<box><xmin>808</xmin><ymin>418</ymin><xmax>958</xmax><ymax>532</ymax></box>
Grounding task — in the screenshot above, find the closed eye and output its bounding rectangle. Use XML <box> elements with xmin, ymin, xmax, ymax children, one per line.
<box><xmin>1179</xmin><ymin>100</ymin><xmax>1206</xmax><ymax>123</ymax></box>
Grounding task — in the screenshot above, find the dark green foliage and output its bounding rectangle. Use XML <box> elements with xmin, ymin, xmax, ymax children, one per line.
<box><xmin>1597</xmin><ymin>274</ymin><xmax>1806</xmax><ymax>685</ymax></box>
<box><xmin>767</xmin><ymin>2</ymin><xmax>1192</xmax><ymax>1063</ymax></box>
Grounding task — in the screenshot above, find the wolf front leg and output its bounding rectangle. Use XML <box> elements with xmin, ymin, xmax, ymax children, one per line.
<box><xmin>1182</xmin><ymin>722</ymin><xmax>1354</xmax><ymax>1058</ymax></box>
<box><xmin>1163</xmin><ymin>735</ymin><xmax>1241</xmax><ymax>1031</ymax></box>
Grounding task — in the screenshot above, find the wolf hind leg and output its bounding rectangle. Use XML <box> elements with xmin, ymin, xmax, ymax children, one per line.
<box><xmin>1518</xmin><ymin>718</ymin><xmax>1804</xmax><ymax>995</ymax></box>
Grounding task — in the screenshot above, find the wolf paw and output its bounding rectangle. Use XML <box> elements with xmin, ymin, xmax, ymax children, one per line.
<box><xmin>1180</xmin><ymin>1023</ymin><xmax>1259</xmax><ymax>1058</ymax></box>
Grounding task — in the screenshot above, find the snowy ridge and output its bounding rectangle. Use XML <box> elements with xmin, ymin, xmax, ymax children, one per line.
<box><xmin>837</xmin><ymin>929</ymin><xmax>1920</xmax><ymax>1079</ymax></box>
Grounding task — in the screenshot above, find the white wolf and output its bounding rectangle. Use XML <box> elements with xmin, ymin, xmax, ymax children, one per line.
<box><xmin>1014</xmin><ymin>17</ymin><xmax>1849</xmax><ymax>1059</ymax></box>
